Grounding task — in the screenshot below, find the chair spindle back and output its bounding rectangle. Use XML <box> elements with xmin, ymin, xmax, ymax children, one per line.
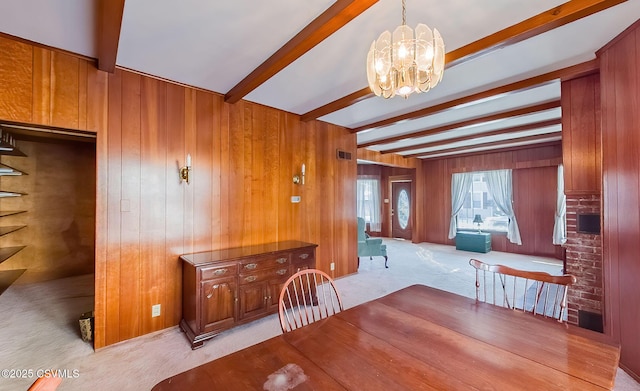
<box><xmin>469</xmin><ymin>258</ymin><xmax>576</xmax><ymax>322</ymax></box>
<box><xmin>278</xmin><ymin>269</ymin><xmax>343</xmax><ymax>333</ymax></box>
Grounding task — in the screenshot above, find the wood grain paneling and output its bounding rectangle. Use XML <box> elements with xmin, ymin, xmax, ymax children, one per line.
<box><xmin>164</xmin><ymin>83</ymin><xmax>186</xmax><ymax>327</ymax></box>
<box><xmin>510</xmin><ymin>166</ymin><xmax>558</xmax><ymax>257</ymax></box>
<box><xmin>419</xmin><ymin>145</ymin><xmax>562</xmax><ymax>258</ymax></box>
<box><xmin>0</xmin><ymin>39</ymin><xmax>32</xmax><ymax>122</ymax></box>
<box><xmin>51</xmin><ymin>52</ymin><xmax>81</xmax><ymax>128</ymax></box>
<box><xmin>140</xmin><ymin>76</ymin><xmax>167</xmax><ymax>335</ymax></box>
<box><xmin>104</xmin><ymin>70</ymin><xmax>123</xmax><ymax>347</ymax></box>
<box><xmin>118</xmin><ymin>70</ymin><xmax>142</xmax><ymax>342</ymax></box>
<box><xmin>562</xmin><ymin>73</ymin><xmax>601</xmax><ymax>194</ymax></box>
<box><xmin>600</xmin><ymin>20</ymin><xmax>640</xmax><ymax>380</ymax></box>
<box><xmin>0</xmin><ymin>35</ymin><xmax>357</xmax><ymax>349</ymax></box>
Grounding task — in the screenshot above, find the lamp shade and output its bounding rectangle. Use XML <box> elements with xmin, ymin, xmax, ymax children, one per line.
<box><xmin>473</xmin><ymin>214</ymin><xmax>483</xmax><ymax>224</ymax></box>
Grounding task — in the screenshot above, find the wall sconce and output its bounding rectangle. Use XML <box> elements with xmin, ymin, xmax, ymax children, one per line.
<box><xmin>293</xmin><ymin>164</ymin><xmax>305</xmax><ymax>185</ymax></box>
<box><xmin>180</xmin><ymin>153</ymin><xmax>192</xmax><ymax>184</ymax></box>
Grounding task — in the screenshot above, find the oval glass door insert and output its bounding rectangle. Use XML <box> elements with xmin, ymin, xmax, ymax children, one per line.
<box><xmin>398</xmin><ymin>189</ymin><xmax>410</xmax><ymax>229</ymax></box>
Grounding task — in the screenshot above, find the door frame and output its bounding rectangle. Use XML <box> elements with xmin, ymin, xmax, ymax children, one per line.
<box><xmin>388</xmin><ymin>175</ymin><xmax>414</xmax><ymax>241</ymax></box>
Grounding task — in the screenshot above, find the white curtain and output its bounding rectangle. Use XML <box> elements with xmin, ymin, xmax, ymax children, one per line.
<box><xmin>357</xmin><ymin>178</ymin><xmax>381</xmax><ymax>232</ymax></box>
<box><xmin>448</xmin><ymin>172</ymin><xmax>473</xmax><ymax>239</ymax></box>
<box><xmin>553</xmin><ymin>164</ymin><xmax>567</xmax><ymax>245</ymax></box>
<box><xmin>485</xmin><ymin>169</ymin><xmax>522</xmax><ymax>245</ymax></box>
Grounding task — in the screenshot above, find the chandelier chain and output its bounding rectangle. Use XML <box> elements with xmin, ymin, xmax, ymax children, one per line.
<box><xmin>402</xmin><ymin>0</ymin><xmax>406</xmax><ymax>25</ymax></box>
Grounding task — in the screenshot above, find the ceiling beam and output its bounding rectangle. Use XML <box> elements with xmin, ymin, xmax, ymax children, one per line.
<box><xmin>358</xmin><ymin>100</ymin><xmax>560</xmax><ymax>149</ymax></box>
<box><xmin>446</xmin><ymin>0</ymin><xmax>627</xmax><ymax>68</ymax></box>
<box><xmin>98</xmin><ymin>0</ymin><xmax>126</xmax><ymax>73</ymax></box>
<box><xmin>380</xmin><ymin>118</ymin><xmax>562</xmax><ymax>154</ymax></box>
<box><xmin>300</xmin><ymin>87</ymin><xmax>373</xmax><ymax>122</ymax></box>
<box><xmin>300</xmin><ymin>0</ymin><xmax>622</xmax><ymax>121</ymax></box>
<box><xmin>420</xmin><ymin>141</ymin><xmax>562</xmax><ymax>161</ymax></box>
<box><xmin>352</xmin><ymin>60</ymin><xmax>596</xmax><ymax>135</ymax></box>
<box><xmin>224</xmin><ymin>0</ymin><xmax>378</xmax><ymax>104</ymax></box>
<box><xmin>404</xmin><ymin>133</ymin><xmax>562</xmax><ymax>159</ymax></box>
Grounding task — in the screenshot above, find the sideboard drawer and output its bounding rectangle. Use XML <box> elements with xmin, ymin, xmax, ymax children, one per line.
<box><xmin>239</xmin><ymin>255</ymin><xmax>290</xmax><ymax>272</ymax></box>
<box><xmin>292</xmin><ymin>249</ymin><xmax>314</xmax><ymax>264</ymax></box>
<box><xmin>239</xmin><ymin>266</ymin><xmax>290</xmax><ymax>285</ymax></box>
<box><xmin>201</xmin><ymin>264</ymin><xmax>237</xmax><ymax>280</ymax></box>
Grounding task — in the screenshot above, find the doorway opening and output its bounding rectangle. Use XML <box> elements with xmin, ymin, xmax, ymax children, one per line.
<box><xmin>0</xmin><ymin>122</ymin><xmax>96</xmax><ymax>348</ymax></box>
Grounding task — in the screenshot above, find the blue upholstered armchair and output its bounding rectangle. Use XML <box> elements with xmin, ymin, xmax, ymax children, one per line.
<box><xmin>357</xmin><ymin>217</ymin><xmax>388</xmax><ymax>268</ymax></box>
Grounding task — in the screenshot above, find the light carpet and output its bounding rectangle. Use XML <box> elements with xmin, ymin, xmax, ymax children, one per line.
<box><xmin>0</xmin><ymin>240</ymin><xmax>638</xmax><ymax>390</ymax></box>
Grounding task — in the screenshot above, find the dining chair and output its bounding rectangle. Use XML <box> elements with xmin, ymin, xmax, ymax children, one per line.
<box><xmin>469</xmin><ymin>258</ymin><xmax>576</xmax><ymax>322</ymax></box>
<box><xmin>27</xmin><ymin>376</ymin><xmax>62</xmax><ymax>391</ymax></box>
<box><xmin>278</xmin><ymin>268</ymin><xmax>344</xmax><ymax>333</ymax></box>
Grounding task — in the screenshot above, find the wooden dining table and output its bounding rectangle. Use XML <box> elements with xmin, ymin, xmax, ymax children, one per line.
<box><xmin>151</xmin><ymin>284</ymin><xmax>621</xmax><ymax>390</ymax></box>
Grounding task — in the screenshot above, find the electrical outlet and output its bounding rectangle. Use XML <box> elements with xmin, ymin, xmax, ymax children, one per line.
<box><xmin>152</xmin><ymin>304</ymin><xmax>161</xmax><ymax>317</ymax></box>
<box><xmin>330</xmin><ymin>262</ymin><xmax>335</xmax><ymax>271</ymax></box>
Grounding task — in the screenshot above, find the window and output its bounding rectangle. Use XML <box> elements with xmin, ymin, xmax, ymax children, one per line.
<box><xmin>458</xmin><ymin>172</ymin><xmax>509</xmax><ymax>232</ymax></box>
<box><xmin>357</xmin><ymin>178</ymin><xmax>381</xmax><ymax>232</ymax></box>
<box><xmin>397</xmin><ymin>189</ymin><xmax>410</xmax><ymax>229</ymax></box>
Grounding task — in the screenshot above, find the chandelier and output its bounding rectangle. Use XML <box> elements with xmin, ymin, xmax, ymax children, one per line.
<box><xmin>366</xmin><ymin>0</ymin><xmax>445</xmax><ymax>99</ymax></box>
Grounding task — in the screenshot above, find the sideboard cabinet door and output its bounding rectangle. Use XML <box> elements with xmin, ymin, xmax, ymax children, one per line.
<box><xmin>201</xmin><ymin>277</ymin><xmax>237</xmax><ymax>333</ymax></box>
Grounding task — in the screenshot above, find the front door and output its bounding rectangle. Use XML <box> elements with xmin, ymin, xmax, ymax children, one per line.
<box><xmin>391</xmin><ymin>181</ymin><xmax>412</xmax><ymax>240</ymax></box>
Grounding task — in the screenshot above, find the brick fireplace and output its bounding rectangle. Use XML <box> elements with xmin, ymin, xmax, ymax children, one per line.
<box><xmin>564</xmin><ymin>194</ymin><xmax>603</xmax><ymax>331</ymax></box>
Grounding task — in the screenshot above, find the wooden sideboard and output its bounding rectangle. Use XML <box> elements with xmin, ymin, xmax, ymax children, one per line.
<box><xmin>179</xmin><ymin>240</ymin><xmax>317</xmax><ymax>349</ymax></box>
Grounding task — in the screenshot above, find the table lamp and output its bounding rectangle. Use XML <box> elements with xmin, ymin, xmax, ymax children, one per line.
<box><xmin>473</xmin><ymin>214</ymin><xmax>483</xmax><ymax>232</ymax></box>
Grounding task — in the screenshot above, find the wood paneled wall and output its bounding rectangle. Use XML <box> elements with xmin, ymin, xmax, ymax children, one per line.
<box><xmin>599</xmin><ymin>19</ymin><xmax>640</xmax><ymax>379</ymax></box>
<box><xmin>0</xmin><ymin>36</ymin><xmax>357</xmax><ymax>348</ymax></box>
<box><xmin>562</xmin><ymin>73</ymin><xmax>601</xmax><ymax>194</ymax></box>
<box><xmin>0</xmin><ymin>139</ymin><xmax>95</xmax><ymax>283</ymax></box>
<box><xmin>418</xmin><ymin>144</ymin><xmax>562</xmax><ymax>258</ymax></box>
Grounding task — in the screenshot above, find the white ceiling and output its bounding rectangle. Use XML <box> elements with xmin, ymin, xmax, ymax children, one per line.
<box><xmin>1</xmin><ymin>0</ymin><xmax>639</xmax><ymax>161</ymax></box>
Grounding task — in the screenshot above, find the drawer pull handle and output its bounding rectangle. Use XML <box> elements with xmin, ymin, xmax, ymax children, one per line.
<box><xmin>206</xmin><ymin>284</ymin><xmax>220</xmax><ymax>299</ymax></box>
<box><xmin>298</xmin><ymin>253</ymin><xmax>309</xmax><ymax>260</ymax></box>
<box><xmin>244</xmin><ymin>263</ymin><xmax>258</xmax><ymax>270</ymax></box>
<box><xmin>213</xmin><ymin>268</ymin><xmax>228</xmax><ymax>276</ymax></box>
<box><xmin>244</xmin><ymin>276</ymin><xmax>257</xmax><ymax>283</ymax></box>
<box><xmin>276</xmin><ymin>257</ymin><xmax>287</xmax><ymax>264</ymax></box>
<box><xmin>276</xmin><ymin>268</ymin><xmax>288</xmax><ymax>276</ymax></box>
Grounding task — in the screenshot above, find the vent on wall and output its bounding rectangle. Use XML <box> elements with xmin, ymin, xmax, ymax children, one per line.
<box><xmin>336</xmin><ymin>149</ymin><xmax>352</xmax><ymax>160</ymax></box>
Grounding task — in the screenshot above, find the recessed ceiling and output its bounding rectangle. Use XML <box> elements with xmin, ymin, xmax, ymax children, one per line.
<box><xmin>1</xmin><ymin>0</ymin><xmax>639</xmax><ymax>160</ymax></box>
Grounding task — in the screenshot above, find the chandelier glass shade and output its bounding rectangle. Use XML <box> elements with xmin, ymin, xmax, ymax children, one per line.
<box><xmin>366</xmin><ymin>1</ymin><xmax>445</xmax><ymax>99</ymax></box>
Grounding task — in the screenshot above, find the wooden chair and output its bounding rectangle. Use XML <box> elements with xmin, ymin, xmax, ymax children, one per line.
<box><xmin>27</xmin><ymin>377</ymin><xmax>62</xmax><ymax>391</ymax></box>
<box><xmin>278</xmin><ymin>269</ymin><xmax>343</xmax><ymax>333</ymax></box>
<box><xmin>469</xmin><ymin>258</ymin><xmax>576</xmax><ymax>322</ymax></box>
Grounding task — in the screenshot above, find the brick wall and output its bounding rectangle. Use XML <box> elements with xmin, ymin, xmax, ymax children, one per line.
<box><xmin>564</xmin><ymin>194</ymin><xmax>602</xmax><ymax>327</ymax></box>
